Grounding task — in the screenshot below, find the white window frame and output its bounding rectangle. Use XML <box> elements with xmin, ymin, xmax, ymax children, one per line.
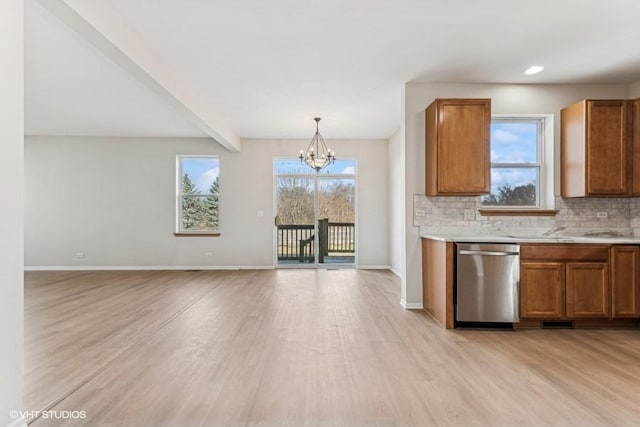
<box><xmin>483</xmin><ymin>114</ymin><xmax>554</xmax><ymax>211</ymax></box>
<box><xmin>175</xmin><ymin>155</ymin><xmax>220</xmax><ymax>235</ymax></box>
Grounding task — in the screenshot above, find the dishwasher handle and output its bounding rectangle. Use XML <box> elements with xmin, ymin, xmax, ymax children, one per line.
<box><xmin>459</xmin><ymin>250</ymin><xmax>519</xmax><ymax>256</ymax></box>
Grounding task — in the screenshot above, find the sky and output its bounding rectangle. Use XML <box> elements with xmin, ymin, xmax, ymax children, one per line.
<box><xmin>489</xmin><ymin>120</ymin><xmax>538</xmax><ymax>195</ymax></box>
<box><xmin>181</xmin><ymin>157</ymin><xmax>219</xmax><ymax>193</ymax></box>
<box><xmin>181</xmin><ymin>157</ymin><xmax>355</xmax><ymax>194</ymax></box>
<box><xmin>274</xmin><ymin>158</ymin><xmax>356</xmax><ymax>175</ymax></box>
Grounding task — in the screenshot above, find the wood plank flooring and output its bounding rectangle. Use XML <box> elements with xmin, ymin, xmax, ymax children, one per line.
<box><xmin>24</xmin><ymin>269</ymin><xmax>640</xmax><ymax>426</ymax></box>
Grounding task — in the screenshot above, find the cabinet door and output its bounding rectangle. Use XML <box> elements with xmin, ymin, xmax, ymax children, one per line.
<box><xmin>520</xmin><ymin>262</ymin><xmax>564</xmax><ymax>319</ymax></box>
<box><xmin>566</xmin><ymin>262</ymin><xmax>609</xmax><ymax>318</ymax></box>
<box><xmin>611</xmin><ymin>246</ymin><xmax>640</xmax><ymax>318</ymax></box>
<box><xmin>426</xmin><ymin>99</ymin><xmax>490</xmax><ymax>195</ymax></box>
<box><xmin>586</xmin><ymin>100</ymin><xmax>629</xmax><ymax>195</ymax></box>
<box><xmin>632</xmin><ymin>99</ymin><xmax>640</xmax><ymax>195</ymax></box>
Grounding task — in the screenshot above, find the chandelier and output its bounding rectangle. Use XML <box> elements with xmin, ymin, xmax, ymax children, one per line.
<box><xmin>299</xmin><ymin>117</ymin><xmax>335</xmax><ymax>172</ymax></box>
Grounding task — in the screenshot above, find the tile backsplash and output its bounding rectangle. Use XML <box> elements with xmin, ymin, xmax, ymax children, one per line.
<box><xmin>414</xmin><ymin>195</ymin><xmax>640</xmax><ymax>236</ymax></box>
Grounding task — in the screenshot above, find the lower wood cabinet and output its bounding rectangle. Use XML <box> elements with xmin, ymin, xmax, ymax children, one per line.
<box><xmin>520</xmin><ymin>262</ymin><xmax>564</xmax><ymax>319</ymax></box>
<box><xmin>565</xmin><ymin>262</ymin><xmax>609</xmax><ymax>318</ymax></box>
<box><xmin>611</xmin><ymin>246</ymin><xmax>640</xmax><ymax>318</ymax></box>
<box><xmin>520</xmin><ymin>245</ymin><xmax>610</xmax><ymax>320</ymax></box>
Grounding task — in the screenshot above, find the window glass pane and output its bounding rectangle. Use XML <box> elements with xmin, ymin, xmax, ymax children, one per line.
<box><xmin>181</xmin><ymin>195</ymin><xmax>218</xmax><ymax>231</ymax></box>
<box><xmin>274</xmin><ymin>159</ymin><xmax>315</xmax><ymax>175</ymax></box>
<box><xmin>178</xmin><ymin>156</ymin><xmax>219</xmax><ymax>232</ymax></box>
<box><xmin>482</xmin><ymin>167</ymin><xmax>538</xmax><ymax>206</ymax></box>
<box><xmin>274</xmin><ymin>158</ymin><xmax>355</xmax><ymax>175</ymax></box>
<box><xmin>181</xmin><ymin>157</ymin><xmax>219</xmax><ymax>194</ymax></box>
<box><xmin>491</xmin><ymin>121</ymin><xmax>538</xmax><ymax>163</ymax></box>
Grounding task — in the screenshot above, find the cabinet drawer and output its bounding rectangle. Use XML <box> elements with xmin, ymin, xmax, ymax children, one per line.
<box><xmin>521</xmin><ymin>245</ymin><xmax>609</xmax><ymax>261</ymax></box>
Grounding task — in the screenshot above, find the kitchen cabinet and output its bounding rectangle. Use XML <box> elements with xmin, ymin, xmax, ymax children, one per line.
<box><xmin>520</xmin><ymin>262</ymin><xmax>564</xmax><ymax>319</ymax></box>
<box><xmin>421</xmin><ymin>238</ymin><xmax>455</xmax><ymax>329</ymax></box>
<box><xmin>425</xmin><ymin>98</ymin><xmax>491</xmax><ymax>196</ymax></box>
<box><xmin>565</xmin><ymin>262</ymin><xmax>609</xmax><ymax>318</ymax></box>
<box><xmin>633</xmin><ymin>98</ymin><xmax>640</xmax><ymax>195</ymax></box>
<box><xmin>561</xmin><ymin>99</ymin><xmax>631</xmax><ymax>197</ymax></box>
<box><xmin>520</xmin><ymin>245</ymin><xmax>610</xmax><ymax>320</ymax></box>
<box><xmin>611</xmin><ymin>246</ymin><xmax>640</xmax><ymax>318</ymax></box>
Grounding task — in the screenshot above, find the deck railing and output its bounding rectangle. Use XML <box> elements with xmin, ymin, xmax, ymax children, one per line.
<box><xmin>277</xmin><ymin>224</ymin><xmax>315</xmax><ymax>262</ymax></box>
<box><xmin>277</xmin><ymin>221</ymin><xmax>355</xmax><ymax>262</ymax></box>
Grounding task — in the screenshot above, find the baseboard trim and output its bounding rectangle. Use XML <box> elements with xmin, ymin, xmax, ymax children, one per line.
<box><xmin>400</xmin><ymin>299</ymin><xmax>423</xmax><ymax>310</ymax></box>
<box><xmin>357</xmin><ymin>265</ymin><xmax>391</xmax><ymax>270</ymax></box>
<box><xmin>7</xmin><ymin>415</ymin><xmax>27</xmax><ymax>427</ymax></box>
<box><xmin>24</xmin><ymin>265</ymin><xmax>275</xmax><ymax>271</ymax></box>
<box><xmin>389</xmin><ymin>267</ymin><xmax>402</xmax><ymax>278</ymax></box>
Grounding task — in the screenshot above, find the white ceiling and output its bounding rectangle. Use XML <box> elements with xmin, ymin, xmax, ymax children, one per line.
<box><xmin>25</xmin><ymin>0</ymin><xmax>640</xmax><ymax>142</ymax></box>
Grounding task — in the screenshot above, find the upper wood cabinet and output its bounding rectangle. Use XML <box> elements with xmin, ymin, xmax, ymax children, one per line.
<box><xmin>425</xmin><ymin>98</ymin><xmax>491</xmax><ymax>196</ymax></box>
<box><xmin>633</xmin><ymin>98</ymin><xmax>640</xmax><ymax>195</ymax></box>
<box><xmin>561</xmin><ymin>99</ymin><xmax>632</xmax><ymax>197</ymax></box>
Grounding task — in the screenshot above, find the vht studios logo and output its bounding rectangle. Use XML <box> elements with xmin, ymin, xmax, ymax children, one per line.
<box><xmin>10</xmin><ymin>410</ymin><xmax>87</xmax><ymax>420</ymax></box>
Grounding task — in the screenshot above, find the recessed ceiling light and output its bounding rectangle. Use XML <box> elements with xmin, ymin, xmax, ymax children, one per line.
<box><xmin>524</xmin><ymin>65</ymin><xmax>544</xmax><ymax>75</ymax></box>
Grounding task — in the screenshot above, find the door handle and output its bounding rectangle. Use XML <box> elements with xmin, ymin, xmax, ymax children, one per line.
<box><xmin>274</xmin><ymin>215</ymin><xmax>280</xmax><ymax>226</ymax></box>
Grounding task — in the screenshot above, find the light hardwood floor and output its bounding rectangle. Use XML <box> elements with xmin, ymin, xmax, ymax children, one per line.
<box><xmin>25</xmin><ymin>269</ymin><xmax>640</xmax><ymax>426</ymax></box>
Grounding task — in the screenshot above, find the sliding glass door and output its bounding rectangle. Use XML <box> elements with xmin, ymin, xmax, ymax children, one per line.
<box><xmin>274</xmin><ymin>159</ymin><xmax>356</xmax><ymax>267</ymax></box>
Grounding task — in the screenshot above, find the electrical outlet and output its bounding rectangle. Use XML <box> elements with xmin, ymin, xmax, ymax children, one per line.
<box><xmin>257</xmin><ymin>210</ymin><xmax>264</xmax><ymax>217</ymax></box>
<box><xmin>75</xmin><ymin>252</ymin><xmax>85</xmax><ymax>259</ymax></box>
<box><xmin>204</xmin><ymin>251</ymin><xmax>213</xmax><ymax>257</ymax></box>
<box><xmin>596</xmin><ymin>212</ymin><xmax>608</xmax><ymax>219</ymax></box>
<box><xmin>415</xmin><ymin>209</ymin><xmax>426</xmax><ymax>218</ymax></box>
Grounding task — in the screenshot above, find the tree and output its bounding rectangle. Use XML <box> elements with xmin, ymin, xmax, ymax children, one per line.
<box><xmin>277</xmin><ymin>177</ymin><xmax>314</xmax><ymax>224</ymax></box>
<box><xmin>318</xmin><ymin>180</ymin><xmax>355</xmax><ymax>223</ymax></box>
<box><xmin>482</xmin><ymin>183</ymin><xmax>536</xmax><ymax>206</ymax></box>
<box><xmin>204</xmin><ymin>176</ymin><xmax>220</xmax><ymax>229</ymax></box>
<box><xmin>181</xmin><ymin>173</ymin><xmax>204</xmax><ymax>230</ymax></box>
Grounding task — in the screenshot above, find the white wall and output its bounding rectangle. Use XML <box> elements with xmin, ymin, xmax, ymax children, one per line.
<box><xmin>403</xmin><ymin>83</ymin><xmax>630</xmax><ymax>306</ymax></box>
<box><xmin>630</xmin><ymin>80</ymin><xmax>640</xmax><ymax>98</ymax></box>
<box><xmin>388</xmin><ymin>128</ymin><xmax>403</xmax><ymax>278</ymax></box>
<box><xmin>0</xmin><ymin>1</ymin><xmax>24</xmax><ymax>426</ymax></box>
<box><xmin>25</xmin><ymin>136</ymin><xmax>389</xmax><ymax>269</ymax></box>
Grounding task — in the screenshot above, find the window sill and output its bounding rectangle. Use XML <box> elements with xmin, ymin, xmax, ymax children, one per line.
<box><xmin>478</xmin><ymin>209</ymin><xmax>559</xmax><ymax>217</ymax></box>
<box><xmin>174</xmin><ymin>232</ymin><xmax>221</xmax><ymax>237</ymax></box>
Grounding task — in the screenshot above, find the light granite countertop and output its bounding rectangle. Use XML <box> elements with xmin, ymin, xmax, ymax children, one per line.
<box><xmin>419</xmin><ymin>227</ymin><xmax>640</xmax><ymax>244</ymax></box>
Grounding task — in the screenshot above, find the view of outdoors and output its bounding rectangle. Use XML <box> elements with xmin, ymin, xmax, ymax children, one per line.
<box><xmin>178</xmin><ymin>156</ymin><xmax>220</xmax><ymax>231</ymax></box>
<box><xmin>482</xmin><ymin>120</ymin><xmax>540</xmax><ymax>206</ymax></box>
<box><xmin>276</xmin><ymin>177</ymin><xmax>355</xmax><ymax>225</ymax></box>
<box><xmin>275</xmin><ymin>159</ymin><xmax>356</xmax><ymax>265</ymax></box>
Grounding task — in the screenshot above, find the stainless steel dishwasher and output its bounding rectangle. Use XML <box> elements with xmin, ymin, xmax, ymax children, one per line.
<box><xmin>456</xmin><ymin>243</ymin><xmax>520</xmax><ymax>323</ymax></box>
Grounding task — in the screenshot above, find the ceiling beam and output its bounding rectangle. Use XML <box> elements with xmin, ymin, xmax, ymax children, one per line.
<box><xmin>36</xmin><ymin>0</ymin><xmax>241</xmax><ymax>152</ymax></box>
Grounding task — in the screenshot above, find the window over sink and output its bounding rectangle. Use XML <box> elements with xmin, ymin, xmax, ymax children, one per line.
<box><xmin>481</xmin><ymin>115</ymin><xmax>554</xmax><ymax>212</ymax></box>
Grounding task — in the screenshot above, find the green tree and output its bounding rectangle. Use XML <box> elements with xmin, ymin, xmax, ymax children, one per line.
<box><xmin>205</xmin><ymin>176</ymin><xmax>220</xmax><ymax>229</ymax></box>
<box><xmin>482</xmin><ymin>183</ymin><xmax>536</xmax><ymax>206</ymax></box>
<box><xmin>181</xmin><ymin>173</ymin><xmax>204</xmax><ymax>230</ymax></box>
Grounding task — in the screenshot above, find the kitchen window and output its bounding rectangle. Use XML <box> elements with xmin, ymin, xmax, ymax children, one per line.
<box><xmin>175</xmin><ymin>155</ymin><xmax>220</xmax><ymax>235</ymax></box>
<box><xmin>481</xmin><ymin>115</ymin><xmax>555</xmax><ymax>213</ymax></box>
